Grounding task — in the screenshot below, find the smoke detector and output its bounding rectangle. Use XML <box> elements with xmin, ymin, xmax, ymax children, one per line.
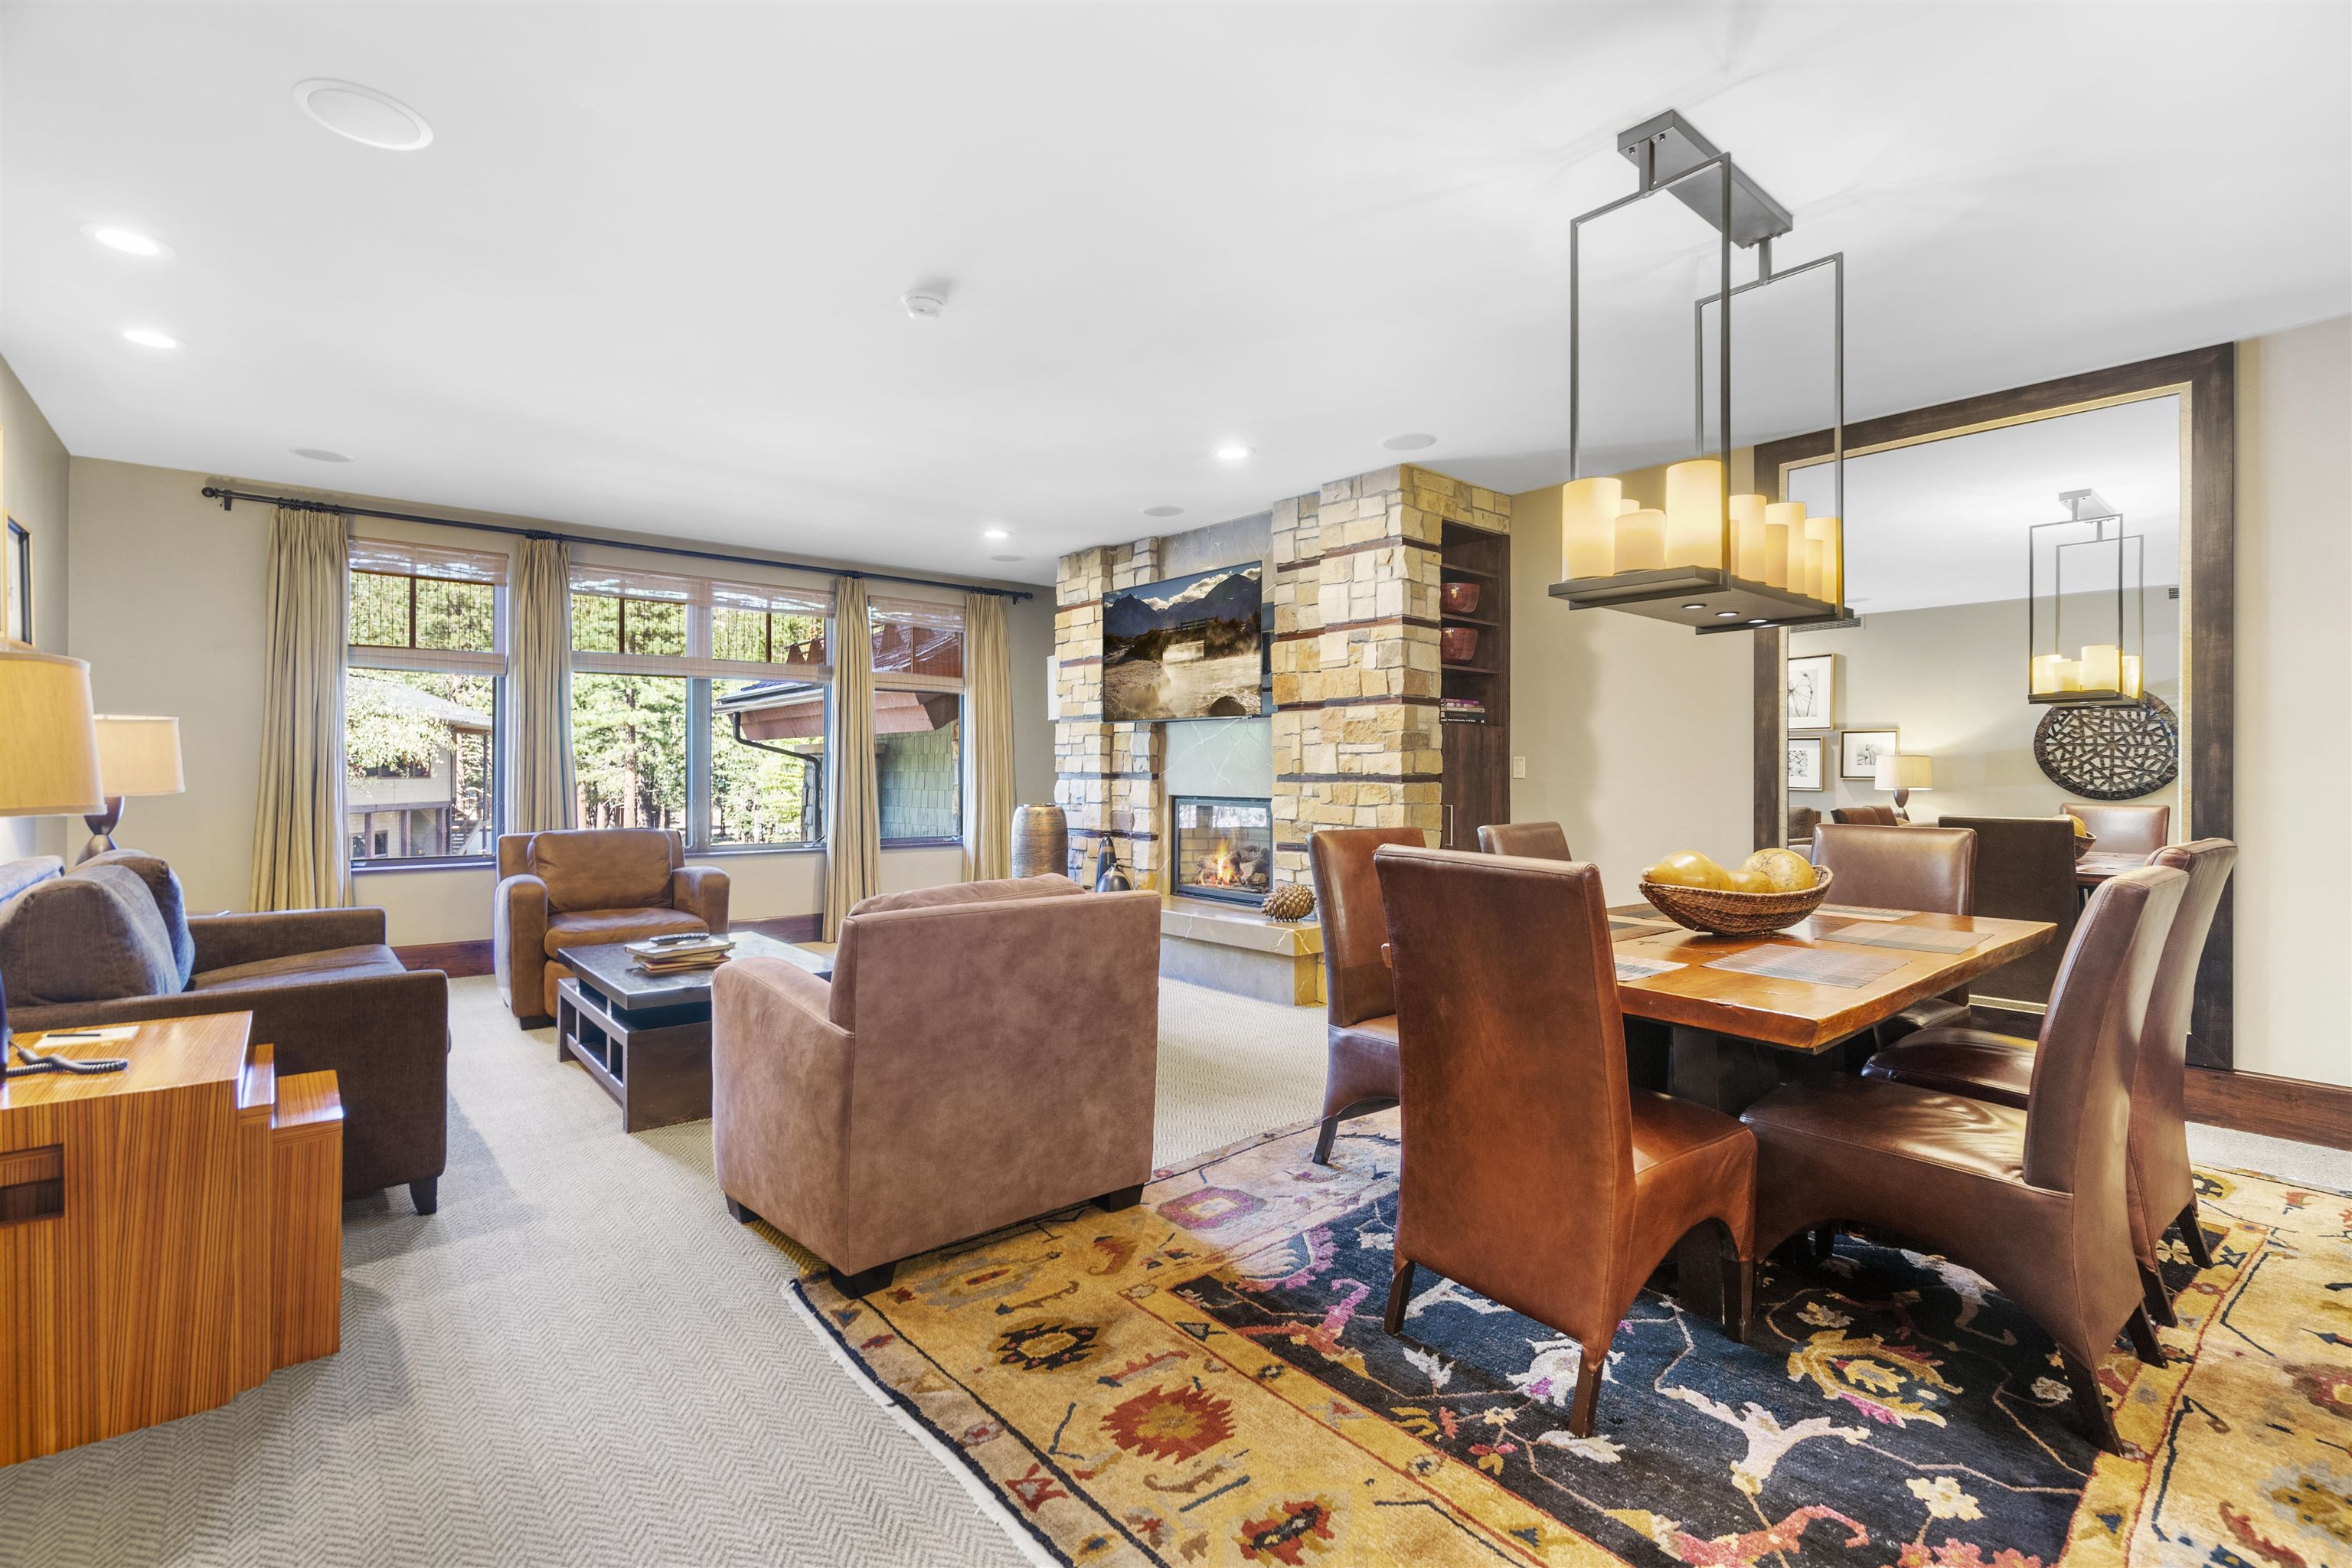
<box><xmin>901</xmin><ymin>290</ymin><xmax>947</xmax><ymax>321</ymax></box>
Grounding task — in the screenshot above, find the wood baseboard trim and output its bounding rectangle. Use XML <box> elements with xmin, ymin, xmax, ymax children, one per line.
<box><xmin>2187</xmin><ymin>1067</ymin><xmax>2352</xmax><ymax>1152</ymax></box>
<box><xmin>394</xmin><ymin>940</ymin><xmax>493</xmax><ymax>977</ymax></box>
<box><xmin>394</xmin><ymin>913</ymin><xmax>825</xmax><ymax>977</ymax></box>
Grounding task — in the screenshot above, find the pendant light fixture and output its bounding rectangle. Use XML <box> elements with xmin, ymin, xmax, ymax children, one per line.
<box><xmin>2028</xmin><ymin>489</ymin><xmax>2145</xmax><ymax>705</ymax></box>
<box><xmin>1550</xmin><ymin>111</ymin><xmax>1847</xmax><ymax>632</ymax></box>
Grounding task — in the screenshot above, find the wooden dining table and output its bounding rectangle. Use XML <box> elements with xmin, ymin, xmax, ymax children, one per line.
<box><xmin>1604</xmin><ymin>900</ymin><xmax>2056</xmax><ymax>1315</ymax></box>
<box><xmin>2075</xmin><ymin>850</ymin><xmax>2145</xmax><ymax>886</ymax></box>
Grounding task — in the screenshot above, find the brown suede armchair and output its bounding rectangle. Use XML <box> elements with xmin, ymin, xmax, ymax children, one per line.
<box><xmin>710</xmin><ymin>874</ymin><xmax>1158</xmax><ymax>1295</ymax></box>
<box><xmin>493</xmin><ymin>828</ymin><xmax>730</xmax><ymax>1024</ymax></box>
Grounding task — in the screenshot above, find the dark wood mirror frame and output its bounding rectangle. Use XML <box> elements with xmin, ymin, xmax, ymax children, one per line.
<box><xmin>1750</xmin><ymin>343</ymin><xmax>2235</xmax><ymax>1069</ymax></box>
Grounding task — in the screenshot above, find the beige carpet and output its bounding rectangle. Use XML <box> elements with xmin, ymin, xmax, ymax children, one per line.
<box><xmin>0</xmin><ymin>972</ymin><xmax>1323</xmax><ymax>1568</ymax></box>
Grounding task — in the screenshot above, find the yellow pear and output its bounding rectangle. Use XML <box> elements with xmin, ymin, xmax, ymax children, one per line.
<box><xmin>2070</xmin><ymin>814</ymin><xmax>2092</xmax><ymax>838</ymax></box>
<box><xmin>1726</xmin><ymin>868</ymin><xmax>1774</xmax><ymax>894</ymax></box>
<box><xmin>1741</xmin><ymin>848</ymin><xmax>1817</xmax><ymax>892</ymax></box>
<box><xmin>1647</xmin><ymin>851</ymin><xmax>1731</xmax><ymax>890</ymax></box>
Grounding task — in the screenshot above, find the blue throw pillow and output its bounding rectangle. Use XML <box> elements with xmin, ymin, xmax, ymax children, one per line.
<box><xmin>0</xmin><ymin>864</ymin><xmax>182</xmax><ymax>1005</ymax></box>
<box><xmin>83</xmin><ymin>848</ymin><xmax>196</xmax><ymax>988</ymax></box>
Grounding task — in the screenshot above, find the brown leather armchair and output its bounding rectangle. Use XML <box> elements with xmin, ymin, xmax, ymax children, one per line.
<box><xmin>1860</xmin><ymin>840</ymin><xmax>2237</xmax><ymax>1324</ymax></box>
<box><xmin>1475</xmin><ymin>821</ymin><xmax>1571</xmax><ymax>859</ymax></box>
<box><xmin>1831</xmin><ymin>805</ymin><xmax>1900</xmax><ymax>825</ymax></box>
<box><xmin>1811</xmin><ymin>823</ymin><xmax>1977</xmax><ymax>1044</ymax></box>
<box><xmin>493</xmin><ymin>828</ymin><xmax>730</xmax><ymax>1024</ymax></box>
<box><xmin>1936</xmin><ymin>815</ymin><xmax>2079</xmax><ymax>1008</ymax></box>
<box><xmin>1741</xmin><ymin>865</ymin><xmax>2187</xmax><ymax>1453</ymax></box>
<box><xmin>1786</xmin><ymin>806</ymin><xmax>1821</xmax><ymax>849</ymax></box>
<box><xmin>1373</xmin><ymin>844</ymin><xmax>1756</xmax><ymax>1437</ymax></box>
<box><xmin>712</xmin><ymin>875</ymin><xmax>1158</xmax><ymax>1295</ymax></box>
<box><xmin>1308</xmin><ymin>827</ymin><xmax>1425</xmax><ymax>1166</ymax></box>
<box><xmin>2063</xmin><ymin>802</ymin><xmax>2171</xmax><ymax>855</ymax></box>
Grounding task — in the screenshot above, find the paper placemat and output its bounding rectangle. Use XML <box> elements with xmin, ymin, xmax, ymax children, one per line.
<box><xmin>1609</xmin><ymin>917</ymin><xmax>1674</xmax><ymax>939</ymax></box>
<box><xmin>1614</xmin><ymin>954</ymin><xmax>1683</xmax><ymax>982</ymax></box>
<box><xmin>1822</xmin><ymin>922</ymin><xmax>1986</xmax><ymax>955</ymax></box>
<box><xmin>1813</xmin><ymin>903</ymin><xmax>1912</xmax><ymax>922</ymax></box>
<box><xmin>1704</xmin><ymin>944</ymin><xmax>1909</xmax><ymax>988</ymax></box>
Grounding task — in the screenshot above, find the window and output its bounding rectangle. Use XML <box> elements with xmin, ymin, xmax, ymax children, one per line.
<box><xmin>876</xmin><ymin>694</ymin><xmax>962</xmax><ymax>842</ymax></box>
<box><xmin>345</xmin><ymin>537</ymin><xmax>508</xmax><ymax>866</ymax></box>
<box><xmin>5</xmin><ymin>517</ymin><xmax>31</xmax><ymax>645</ymax></box>
<box><xmin>568</xmin><ymin>563</ymin><xmax>835</xmax><ymax>849</ymax></box>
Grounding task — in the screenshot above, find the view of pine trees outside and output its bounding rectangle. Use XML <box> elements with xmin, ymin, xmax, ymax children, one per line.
<box><xmin>710</xmin><ymin>680</ymin><xmax>822</xmax><ymax>844</ymax></box>
<box><xmin>570</xmin><ymin>673</ymin><xmax>689</xmax><ymax>831</ymax></box>
<box><xmin>345</xmin><ymin>567</ymin><xmax>499</xmax><ymax>861</ymax></box>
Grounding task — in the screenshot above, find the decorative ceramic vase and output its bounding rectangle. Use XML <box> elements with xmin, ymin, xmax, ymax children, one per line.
<box><xmin>1010</xmin><ymin>803</ymin><xmax>1069</xmax><ymax>880</ymax></box>
<box><xmin>1093</xmin><ymin>838</ymin><xmax>1132</xmax><ymax>893</ymax></box>
<box><xmin>1440</xmin><ymin>581</ymin><xmax>1481</xmax><ymax>616</ymax></box>
<box><xmin>1440</xmin><ymin>626</ymin><xmax>1480</xmax><ymax>664</ymax></box>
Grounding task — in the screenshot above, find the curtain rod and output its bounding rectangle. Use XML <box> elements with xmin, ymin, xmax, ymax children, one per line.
<box><xmin>198</xmin><ymin>485</ymin><xmax>1035</xmax><ymax>601</ymax></box>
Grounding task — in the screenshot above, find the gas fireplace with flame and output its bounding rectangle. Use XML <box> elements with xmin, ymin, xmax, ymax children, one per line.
<box><xmin>1170</xmin><ymin>796</ymin><xmax>1274</xmax><ymax>906</ymax></box>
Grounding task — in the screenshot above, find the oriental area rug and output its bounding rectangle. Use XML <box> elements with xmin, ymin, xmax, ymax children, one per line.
<box><xmin>776</xmin><ymin>1112</ymin><xmax>2352</xmax><ymax>1568</ymax></box>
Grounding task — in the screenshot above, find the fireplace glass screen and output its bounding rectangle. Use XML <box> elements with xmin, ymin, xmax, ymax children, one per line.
<box><xmin>1171</xmin><ymin>796</ymin><xmax>1274</xmax><ymax>904</ymax></box>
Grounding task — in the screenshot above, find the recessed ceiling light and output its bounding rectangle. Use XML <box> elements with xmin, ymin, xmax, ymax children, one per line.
<box><xmin>82</xmin><ymin>224</ymin><xmax>172</xmax><ymax>260</ymax></box>
<box><xmin>1142</xmin><ymin>505</ymin><xmax>1185</xmax><ymax>518</ymax></box>
<box><xmin>1681</xmin><ymin>603</ymin><xmax>1706</xmax><ymax>611</ymax></box>
<box><xmin>1214</xmin><ymin>444</ymin><xmax>1252</xmax><ymax>462</ymax></box>
<box><xmin>1714</xmin><ymin>610</ymin><xmax>1740</xmax><ymax>619</ymax></box>
<box><xmin>122</xmin><ymin>327</ymin><xmax>181</xmax><ymax>351</ymax></box>
<box><xmin>982</xmin><ymin>528</ymin><xmax>1010</xmax><ymax>541</ymax></box>
<box><xmin>293</xmin><ymin>79</ymin><xmax>433</xmax><ymax>151</ymax></box>
<box><xmin>1383</xmin><ymin>433</ymin><xmax>1437</xmax><ymax>451</ymax></box>
<box><xmin>989</xmin><ymin>554</ymin><xmax>1024</xmax><ymax>564</ymax></box>
<box><xmin>1746</xmin><ymin>618</ymin><xmax>1769</xmax><ymax>626</ymax></box>
<box><xmin>291</xmin><ymin>448</ymin><xmax>353</xmax><ymax>462</ymax></box>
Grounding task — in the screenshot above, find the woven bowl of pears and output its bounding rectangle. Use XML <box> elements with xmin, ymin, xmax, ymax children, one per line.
<box><xmin>1638</xmin><ymin>848</ymin><xmax>1832</xmax><ymax>937</ymax></box>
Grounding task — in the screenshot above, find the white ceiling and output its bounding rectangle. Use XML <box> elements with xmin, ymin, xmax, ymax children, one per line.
<box><xmin>3</xmin><ymin>3</ymin><xmax>2345</xmax><ymax>586</ymax></box>
<box><xmin>1787</xmin><ymin>394</ymin><xmax>2181</xmax><ymax>614</ymax></box>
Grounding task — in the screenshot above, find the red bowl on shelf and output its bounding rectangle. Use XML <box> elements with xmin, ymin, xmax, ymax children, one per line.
<box><xmin>1441</xmin><ymin>582</ymin><xmax>1481</xmax><ymax>616</ymax></box>
<box><xmin>1441</xmin><ymin>626</ymin><xmax>1481</xmax><ymax>664</ymax></box>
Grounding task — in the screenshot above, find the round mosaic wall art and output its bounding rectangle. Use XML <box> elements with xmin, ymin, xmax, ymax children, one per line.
<box><xmin>2034</xmin><ymin>692</ymin><xmax>2180</xmax><ymax>800</ymax></box>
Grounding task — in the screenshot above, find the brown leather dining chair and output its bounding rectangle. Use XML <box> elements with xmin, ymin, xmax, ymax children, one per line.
<box><xmin>1831</xmin><ymin>805</ymin><xmax>1901</xmax><ymax>825</ymax></box>
<box><xmin>1307</xmin><ymin>826</ymin><xmax>1426</xmax><ymax>1165</ymax></box>
<box><xmin>1741</xmin><ymin>864</ymin><xmax>2187</xmax><ymax>1453</ymax></box>
<box><xmin>1372</xmin><ymin>844</ymin><xmax>1756</xmax><ymax>1438</ymax></box>
<box><xmin>1476</xmin><ymin>821</ymin><xmax>1571</xmax><ymax>860</ymax></box>
<box><xmin>1810</xmin><ymin>822</ymin><xmax>1978</xmax><ymax>1043</ymax></box>
<box><xmin>1860</xmin><ymin>840</ymin><xmax>2238</xmax><ymax>1324</ymax></box>
<box><xmin>2063</xmin><ymin>802</ymin><xmax>2171</xmax><ymax>855</ymax></box>
<box><xmin>1936</xmin><ymin>815</ymin><xmax>2080</xmax><ymax>1008</ymax></box>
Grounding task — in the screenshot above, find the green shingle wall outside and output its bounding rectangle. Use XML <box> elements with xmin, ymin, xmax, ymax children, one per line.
<box><xmin>880</xmin><ymin>723</ymin><xmax>961</xmax><ymax>841</ymax></box>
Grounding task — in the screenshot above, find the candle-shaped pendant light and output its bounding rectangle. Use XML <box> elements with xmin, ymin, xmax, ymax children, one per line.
<box><xmin>1549</xmin><ymin>109</ymin><xmax>1847</xmax><ymax>634</ymax></box>
<box><xmin>2027</xmin><ymin>489</ymin><xmax>2145</xmax><ymax>706</ymax></box>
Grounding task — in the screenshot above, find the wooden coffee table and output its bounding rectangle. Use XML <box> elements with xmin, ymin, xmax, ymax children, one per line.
<box><xmin>554</xmin><ymin>930</ymin><xmax>825</xmax><ymax>1132</ymax></box>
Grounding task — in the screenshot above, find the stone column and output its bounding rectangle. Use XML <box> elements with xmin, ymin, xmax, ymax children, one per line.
<box><xmin>1052</xmin><ymin>540</ymin><xmax>1165</xmax><ymax>888</ymax></box>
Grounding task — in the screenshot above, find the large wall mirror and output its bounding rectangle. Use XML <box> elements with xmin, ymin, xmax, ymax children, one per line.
<box><xmin>1753</xmin><ymin>345</ymin><xmax>2234</xmax><ymax>1067</ymax></box>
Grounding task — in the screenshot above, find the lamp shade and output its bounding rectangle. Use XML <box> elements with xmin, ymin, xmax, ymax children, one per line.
<box><xmin>0</xmin><ymin>652</ymin><xmax>104</xmax><ymax>815</ymax></box>
<box><xmin>1873</xmin><ymin>753</ymin><xmax>1934</xmax><ymax>792</ymax></box>
<box><xmin>93</xmin><ymin>715</ymin><xmax>186</xmax><ymax>798</ymax></box>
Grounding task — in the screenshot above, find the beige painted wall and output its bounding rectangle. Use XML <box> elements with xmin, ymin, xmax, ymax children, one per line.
<box><xmin>62</xmin><ymin>456</ymin><xmax>1051</xmax><ymax>942</ymax></box>
<box><xmin>2234</xmin><ymin>317</ymin><xmax>2351</xmax><ymax>1086</ymax></box>
<box><xmin>1506</xmin><ymin>477</ymin><xmax>1756</xmax><ymax>902</ymax></box>
<box><xmin>2</xmin><ymin>354</ymin><xmax>75</xmax><ymax>862</ymax></box>
<box><xmin>1787</xmin><ymin>590</ymin><xmax>2182</xmax><ymax>822</ymax></box>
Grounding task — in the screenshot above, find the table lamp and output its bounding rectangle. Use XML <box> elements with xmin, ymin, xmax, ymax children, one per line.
<box><xmin>0</xmin><ymin>652</ymin><xmax>106</xmax><ymax>1045</ymax></box>
<box><xmin>1873</xmin><ymin>753</ymin><xmax>1934</xmax><ymax>822</ymax></box>
<box><xmin>80</xmin><ymin>714</ymin><xmax>185</xmax><ymax>862</ymax></box>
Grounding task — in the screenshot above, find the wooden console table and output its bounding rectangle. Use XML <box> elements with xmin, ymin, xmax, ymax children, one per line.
<box><xmin>0</xmin><ymin>1012</ymin><xmax>344</xmax><ymax>1466</ymax></box>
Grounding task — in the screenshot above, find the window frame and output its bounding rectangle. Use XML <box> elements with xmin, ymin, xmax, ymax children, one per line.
<box><xmin>346</xmin><ymin>537</ymin><xmax>510</xmax><ymax>874</ymax></box>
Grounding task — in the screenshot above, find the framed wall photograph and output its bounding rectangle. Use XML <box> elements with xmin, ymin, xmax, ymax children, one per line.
<box><xmin>1787</xmin><ymin>736</ymin><xmax>1825</xmax><ymax>792</ymax></box>
<box><xmin>1785</xmin><ymin>652</ymin><xmax>1834</xmax><ymax>731</ymax></box>
<box><xmin>1841</xmin><ymin>728</ymin><xmax>1900</xmax><ymax>781</ymax></box>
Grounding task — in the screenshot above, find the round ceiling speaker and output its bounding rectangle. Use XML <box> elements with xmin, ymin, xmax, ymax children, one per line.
<box><xmin>1383</xmin><ymin>433</ymin><xmax>1437</xmax><ymax>451</ymax></box>
<box><xmin>291</xmin><ymin>448</ymin><xmax>354</xmax><ymax>462</ymax></box>
<box><xmin>1142</xmin><ymin>505</ymin><xmax>1185</xmax><ymax>518</ymax></box>
<box><xmin>293</xmin><ymin>80</ymin><xmax>433</xmax><ymax>151</ymax></box>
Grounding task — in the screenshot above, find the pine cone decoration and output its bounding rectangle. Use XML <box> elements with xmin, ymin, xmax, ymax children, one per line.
<box><xmin>1260</xmin><ymin>882</ymin><xmax>1316</xmax><ymax>922</ymax></box>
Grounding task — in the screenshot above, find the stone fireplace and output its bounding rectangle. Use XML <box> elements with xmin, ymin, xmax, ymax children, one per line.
<box><xmin>1169</xmin><ymin>796</ymin><xmax>1274</xmax><ymax>905</ymax></box>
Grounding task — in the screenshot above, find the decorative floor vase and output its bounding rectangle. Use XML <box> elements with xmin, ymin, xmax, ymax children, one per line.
<box><xmin>1010</xmin><ymin>803</ymin><xmax>1069</xmax><ymax>880</ymax></box>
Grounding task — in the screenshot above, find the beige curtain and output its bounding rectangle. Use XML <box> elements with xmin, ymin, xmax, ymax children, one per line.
<box><xmin>962</xmin><ymin>592</ymin><xmax>1015</xmax><ymax>880</ymax></box>
<box><xmin>250</xmin><ymin>506</ymin><xmax>351</xmax><ymax>911</ymax></box>
<box><xmin>823</xmin><ymin>577</ymin><xmax>881</xmax><ymax>939</ymax></box>
<box><xmin>510</xmin><ymin>537</ymin><xmax>577</xmax><ymax>833</ymax></box>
